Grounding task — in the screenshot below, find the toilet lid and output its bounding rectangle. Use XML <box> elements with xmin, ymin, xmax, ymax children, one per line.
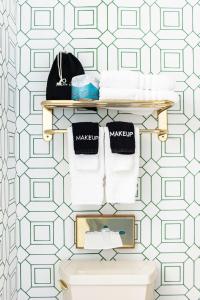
<box><xmin>59</xmin><ymin>260</ymin><xmax>157</xmax><ymax>286</ymax></box>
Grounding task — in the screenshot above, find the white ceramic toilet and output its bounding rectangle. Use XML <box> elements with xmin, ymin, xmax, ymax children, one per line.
<box><xmin>59</xmin><ymin>260</ymin><xmax>157</xmax><ymax>300</ymax></box>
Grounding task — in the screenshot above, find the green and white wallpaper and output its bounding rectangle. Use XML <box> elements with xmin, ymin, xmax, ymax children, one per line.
<box><xmin>0</xmin><ymin>0</ymin><xmax>17</xmax><ymax>299</ymax></box>
<box><xmin>16</xmin><ymin>0</ymin><xmax>200</xmax><ymax>300</ymax></box>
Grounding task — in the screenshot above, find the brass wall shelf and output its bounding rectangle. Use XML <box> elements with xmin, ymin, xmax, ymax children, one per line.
<box><xmin>41</xmin><ymin>99</ymin><xmax>174</xmax><ymax>142</ymax></box>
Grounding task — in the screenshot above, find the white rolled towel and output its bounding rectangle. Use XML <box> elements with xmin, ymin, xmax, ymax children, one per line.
<box><xmin>68</xmin><ymin>127</ymin><xmax>104</xmax><ymax>205</ymax></box>
<box><xmin>105</xmin><ymin>126</ymin><xmax>140</xmax><ymax>204</ymax></box>
<box><xmin>100</xmin><ymin>89</ymin><xmax>178</xmax><ymax>115</ymax></box>
<box><xmin>100</xmin><ymin>71</ymin><xmax>176</xmax><ymax>91</ymax></box>
<box><xmin>100</xmin><ymin>88</ymin><xmax>137</xmax><ymax>100</ymax></box>
<box><xmin>100</xmin><ymin>88</ymin><xmax>179</xmax><ymax>102</ymax></box>
<box><xmin>138</xmin><ymin>74</ymin><xmax>176</xmax><ymax>91</ymax></box>
<box><xmin>139</xmin><ymin>90</ymin><xmax>179</xmax><ymax>102</ymax></box>
<box><xmin>100</xmin><ymin>71</ymin><xmax>139</xmax><ymax>89</ymax></box>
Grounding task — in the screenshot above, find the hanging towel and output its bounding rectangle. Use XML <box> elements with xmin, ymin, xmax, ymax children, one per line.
<box><xmin>106</xmin><ymin>122</ymin><xmax>135</xmax><ymax>154</ymax></box>
<box><xmin>84</xmin><ymin>229</ymin><xmax>123</xmax><ymax>249</ymax></box>
<box><xmin>68</xmin><ymin>127</ymin><xmax>104</xmax><ymax>205</ymax></box>
<box><xmin>105</xmin><ymin>126</ymin><xmax>140</xmax><ymax>204</ymax></box>
<box><xmin>72</xmin><ymin>122</ymin><xmax>99</xmax><ymax>155</ymax></box>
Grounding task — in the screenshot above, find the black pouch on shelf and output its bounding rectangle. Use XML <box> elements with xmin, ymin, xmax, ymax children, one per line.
<box><xmin>46</xmin><ymin>52</ymin><xmax>85</xmax><ymax>100</ymax></box>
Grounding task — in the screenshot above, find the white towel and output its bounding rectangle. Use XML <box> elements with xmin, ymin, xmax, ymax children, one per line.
<box><xmin>100</xmin><ymin>88</ymin><xmax>137</xmax><ymax>100</ymax></box>
<box><xmin>139</xmin><ymin>74</ymin><xmax>176</xmax><ymax>91</ymax></box>
<box><xmin>105</xmin><ymin>127</ymin><xmax>140</xmax><ymax>204</ymax></box>
<box><xmin>100</xmin><ymin>88</ymin><xmax>178</xmax><ymax>102</ymax></box>
<box><xmin>84</xmin><ymin>230</ymin><xmax>123</xmax><ymax>249</ymax></box>
<box><xmin>139</xmin><ymin>90</ymin><xmax>178</xmax><ymax>102</ymax></box>
<box><xmin>100</xmin><ymin>71</ymin><xmax>139</xmax><ymax>89</ymax></box>
<box><xmin>100</xmin><ymin>71</ymin><xmax>176</xmax><ymax>91</ymax></box>
<box><xmin>99</xmin><ymin>89</ymin><xmax>178</xmax><ymax>115</ymax></box>
<box><xmin>68</xmin><ymin>127</ymin><xmax>104</xmax><ymax>205</ymax></box>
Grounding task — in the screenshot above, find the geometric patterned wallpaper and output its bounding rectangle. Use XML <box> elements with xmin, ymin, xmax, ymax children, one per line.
<box><xmin>0</xmin><ymin>0</ymin><xmax>17</xmax><ymax>299</ymax></box>
<box><xmin>16</xmin><ymin>0</ymin><xmax>200</xmax><ymax>300</ymax></box>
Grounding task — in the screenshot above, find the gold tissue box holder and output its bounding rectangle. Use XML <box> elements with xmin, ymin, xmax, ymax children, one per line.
<box><xmin>76</xmin><ymin>214</ymin><xmax>135</xmax><ymax>249</ymax></box>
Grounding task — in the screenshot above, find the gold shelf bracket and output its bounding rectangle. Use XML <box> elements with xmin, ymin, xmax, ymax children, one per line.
<box><xmin>43</xmin><ymin>106</ymin><xmax>53</xmax><ymax>142</ymax></box>
<box><xmin>157</xmin><ymin>109</ymin><xmax>168</xmax><ymax>142</ymax></box>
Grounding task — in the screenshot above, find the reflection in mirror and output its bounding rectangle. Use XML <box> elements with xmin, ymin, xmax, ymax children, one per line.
<box><xmin>76</xmin><ymin>215</ymin><xmax>135</xmax><ymax>249</ymax></box>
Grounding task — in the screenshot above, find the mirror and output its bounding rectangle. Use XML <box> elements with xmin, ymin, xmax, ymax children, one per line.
<box><xmin>76</xmin><ymin>214</ymin><xmax>135</xmax><ymax>249</ymax></box>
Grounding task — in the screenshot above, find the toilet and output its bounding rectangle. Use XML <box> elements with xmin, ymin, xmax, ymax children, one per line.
<box><xmin>59</xmin><ymin>260</ymin><xmax>157</xmax><ymax>300</ymax></box>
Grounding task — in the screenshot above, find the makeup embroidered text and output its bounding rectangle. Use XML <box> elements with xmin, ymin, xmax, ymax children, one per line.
<box><xmin>109</xmin><ymin>131</ymin><xmax>134</xmax><ymax>138</ymax></box>
<box><xmin>75</xmin><ymin>135</ymin><xmax>99</xmax><ymax>141</ymax></box>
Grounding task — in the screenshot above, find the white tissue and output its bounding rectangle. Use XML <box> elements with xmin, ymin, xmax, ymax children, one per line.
<box><xmin>84</xmin><ymin>230</ymin><xmax>123</xmax><ymax>250</ymax></box>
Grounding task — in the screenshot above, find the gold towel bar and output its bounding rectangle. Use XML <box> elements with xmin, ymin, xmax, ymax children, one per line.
<box><xmin>44</xmin><ymin>128</ymin><xmax>167</xmax><ymax>135</ymax></box>
<box><xmin>41</xmin><ymin>99</ymin><xmax>174</xmax><ymax>142</ymax></box>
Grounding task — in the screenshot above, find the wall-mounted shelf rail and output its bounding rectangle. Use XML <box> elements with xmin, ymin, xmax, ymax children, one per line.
<box><xmin>41</xmin><ymin>99</ymin><xmax>174</xmax><ymax>142</ymax></box>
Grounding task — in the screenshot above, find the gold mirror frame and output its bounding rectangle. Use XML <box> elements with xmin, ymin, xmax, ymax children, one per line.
<box><xmin>75</xmin><ymin>214</ymin><xmax>135</xmax><ymax>249</ymax></box>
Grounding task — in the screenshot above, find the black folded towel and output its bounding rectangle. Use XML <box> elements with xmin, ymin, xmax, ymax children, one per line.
<box><xmin>72</xmin><ymin>122</ymin><xmax>99</xmax><ymax>155</ymax></box>
<box><xmin>106</xmin><ymin>122</ymin><xmax>135</xmax><ymax>154</ymax></box>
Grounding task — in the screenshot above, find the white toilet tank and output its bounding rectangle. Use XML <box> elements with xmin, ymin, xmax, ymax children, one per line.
<box><xmin>59</xmin><ymin>260</ymin><xmax>157</xmax><ymax>300</ymax></box>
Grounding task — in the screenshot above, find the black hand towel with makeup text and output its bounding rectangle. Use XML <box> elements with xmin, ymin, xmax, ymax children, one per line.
<box><xmin>107</xmin><ymin>122</ymin><xmax>135</xmax><ymax>154</ymax></box>
<box><xmin>72</xmin><ymin>122</ymin><xmax>99</xmax><ymax>155</ymax></box>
